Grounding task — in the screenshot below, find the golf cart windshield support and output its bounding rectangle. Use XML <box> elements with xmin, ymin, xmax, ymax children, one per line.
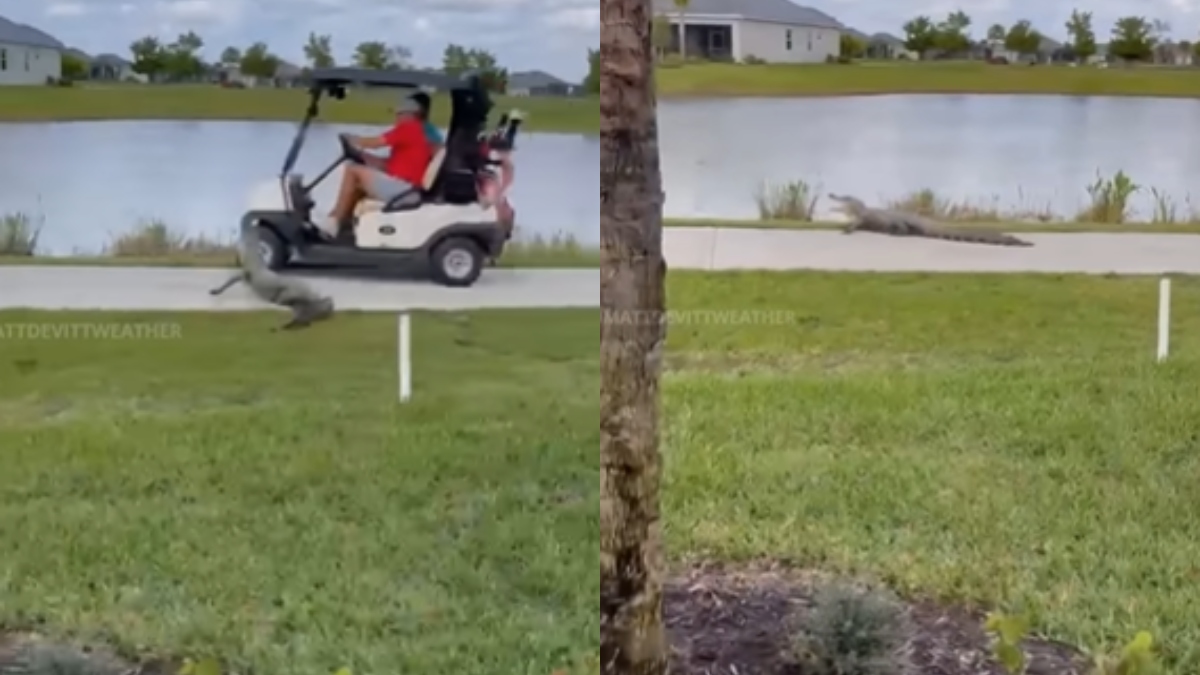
<box><xmin>280</xmin><ymin>86</ymin><xmax>324</xmax><ymax>179</ymax></box>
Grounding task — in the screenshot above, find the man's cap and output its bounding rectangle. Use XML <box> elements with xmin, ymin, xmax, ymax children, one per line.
<box><xmin>395</xmin><ymin>96</ymin><xmax>422</xmax><ymax>114</ymax></box>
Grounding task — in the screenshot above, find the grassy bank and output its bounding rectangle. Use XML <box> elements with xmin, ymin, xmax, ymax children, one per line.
<box><xmin>0</xmin><ymin>215</ymin><xmax>599</xmax><ymax>268</ymax></box>
<box><xmin>0</xmin><ymin>83</ymin><xmax>599</xmax><ymax>134</ymax></box>
<box><xmin>732</xmin><ymin>171</ymin><xmax>1200</xmax><ymax>231</ymax></box>
<box><xmin>657</xmin><ymin>59</ymin><xmax>1200</xmax><ymax>98</ymax></box>
<box><xmin>4</xmin><ymin>272</ymin><xmax>1200</xmax><ymax>670</ymax></box>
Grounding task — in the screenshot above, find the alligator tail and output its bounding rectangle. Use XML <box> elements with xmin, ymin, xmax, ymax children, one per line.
<box><xmin>929</xmin><ymin>231</ymin><xmax>1033</xmax><ymax>247</ymax></box>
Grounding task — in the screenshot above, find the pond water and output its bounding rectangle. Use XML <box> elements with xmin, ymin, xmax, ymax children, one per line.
<box><xmin>4</xmin><ymin>94</ymin><xmax>1200</xmax><ymax>255</ymax></box>
<box><xmin>0</xmin><ymin>121</ymin><xmax>600</xmax><ymax>255</ymax></box>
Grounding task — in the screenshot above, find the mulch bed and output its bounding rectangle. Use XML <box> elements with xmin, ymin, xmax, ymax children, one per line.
<box><xmin>665</xmin><ymin>561</ymin><xmax>1092</xmax><ymax>675</ymax></box>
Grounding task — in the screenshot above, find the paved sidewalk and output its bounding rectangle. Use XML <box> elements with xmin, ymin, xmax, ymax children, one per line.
<box><xmin>665</xmin><ymin>227</ymin><xmax>1200</xmax><ymax>274</ymax></box>
<box><xmin>0</xmin><ymin>266</ymin><xmax>598</xmax><ymax>311</ymax></box>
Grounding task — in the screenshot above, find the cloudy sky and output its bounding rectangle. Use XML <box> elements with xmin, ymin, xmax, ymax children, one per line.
<box><xmin>0</xmin><ymin>0</ymin><xmax>598</xmax><ymax>80</ymax></box>
<box><xmin>2</xmin><ymin>0</ymin><xmax>1197</xmax><ymax>82</ymax></box>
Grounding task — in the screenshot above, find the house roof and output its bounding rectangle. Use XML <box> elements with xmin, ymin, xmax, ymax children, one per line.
<box><xmin>93</xmin><ymin>52</ymin><xmax>130</xmax><ymax>66</ymax></box>
<box><xmin>652</xmin><ymin>0</ymin><xmax>842</xmax><ymax>29</ymax></box>
<box><xmin>843</xmin><ymin>27</ymin><xmax>869</xmax><ymax>41</ymax></box>
<box><xmin>0</xmin><ymin>16</ymin><xmax>64</xmax><ymax>49</ymax></box>
<box><xmin>66</xmin><ymin>47</ymin><xmax>90</xmax><ymax>61</ymax></box>
<box><xmin>509</xmin><ymin>70</ymin><xmax>569</xmax><ymax>89</ymax></box>
<box><xmin>870</xmin><ymin>32</ymin><xmax>905</xmax><ymax>46</ymax></box>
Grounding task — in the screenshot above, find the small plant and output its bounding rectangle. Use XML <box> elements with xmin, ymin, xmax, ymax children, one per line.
<box><xmin>790</xmin><ymin>583</ymin><xmax>912</xmax><ymax>675</ymax></box>
<box><xmin>104</xmin><ymin>219</ymin><xmax>235</xmax><ymax>257</ymax></box>
<box><xmin>985</xmin><ymin>611</ymin><xmax>1030</xmax><ymax>674</ymax></box>
<box><xmin>1076</xmin><ymin>170</ymin><xmax>1139</xmax><ymax>224</ymax></box>
<box><xmin>754</xmin><ymin>179</ymin><xmax>820</xmax><ymax>221</ymax></box>
<box><xmin>742</xmin><ymin>55</ymin><xmax>767</xmax><ymax>65</ymax></box>
<box><xmin>1092</xmin><ymin>631</ymin><xmax>1160</xmax><ymax>675</ymax></box>
<box><xmin>0</xmin><ymin>211</ymin><xmax>42</xmax><ymax>256</ymax></box>
<box><xmin>1149</xmin><ymin>187</ymin><xmax>1177</xmax><ymax>224</ymax></box>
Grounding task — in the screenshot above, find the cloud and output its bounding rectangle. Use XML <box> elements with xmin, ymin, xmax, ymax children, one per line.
<box><xmin>45</xmin><ymin>2</ymin><xmax>88</xmax><ymax>16</ymax></box>
<box><xmin>15</xmin><ymin>0</ymin><xmax>589</xmax><ymax>79</ymax></box>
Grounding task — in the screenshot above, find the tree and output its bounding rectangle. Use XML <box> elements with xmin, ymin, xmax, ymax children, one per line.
<box><xmin>1150</xmin><ymin>19</ymin><xmax>1172</xmax><ymax>63</ymax></box>
<box><xmin>304</xmin><ymin>32</ymin><xmax>335</xmax><ymax>68</ymax></box>
<box><xmin>584</xmin><ymin>48</ymin><xmax>598</xmax><ymax>94</ymax></box>
<box><xmin>599</xmin><ymin>0</ymin><xmax>667</xmax><ymax>672</ymax></box>
<box><xmin>651</xmin><ymin>16</ymin><xmax>672</xmax><ymax>57</ymax></box>
<box><xmin>933</xmin><ymin>10</ymin><xmax>971</xmax><ymax>55</ymax></box>
<box><xmin>61</xmin><ymin>52</ymin><xmax>87</xmax><ymax>80</ymax></box>
<box><xmin>839</xmin><ymin>33</ymin><xmax>865</xmax><ymax>58</ymax></box>
<box><xmin>129</xmin><ymin>36</ymin><xmax>167</xmax><ymax>80</ymax></box>
<box><xmin>219</xmin><ymin>46</ymin><xmax>241</xmax><ymax>65</ymax></box>
<box><xmin>901</xmin><ymin>16</ymin><xmax>937</xmax><ymax>58</ymax></box>
<box><xmin>1065</xmin><ymin>10</ymin><xmax>1097</xmax><ymax>62</ymax></box>
<box><xmin>239</xmin><ymin>41</ymin><xmax>278</xmax><ymax>78</ymax></box>
<box><xmin>441</xmin><ymin>45</ymin><xmax>507</xmax><ymax>92</ymax></box>
<box><xmin>354</xmin><ymin>41</ymin><xmax>389</xmax><ymax>69</ymax></box>
<box><xmin>673</xmin><ymin>0</ymin><xmax>689</xmax><ymax>59</ymax></box>
<box><xmin>384</xmin><ymin>44</ymin><xmax>413</xmax><ymax>69</ymax></box>
<box><xmin>1004</xmin><ymin>20</ymin><xmax>1042</xmax><ymax>58</ymax></box>
<box><xmin>986</xmin><ymin>23</ymin><xmax>1005</xmax><ymax>41</ymax></box>
<box><xmin>162</xmin><ymin>31</ymin><xmax>205</xmax><ymax>81</ymax></box>
<box><xmin>1109</xmin><ymin>16</ymin><xmax>1155</xmax><ymax>62</ymax></box>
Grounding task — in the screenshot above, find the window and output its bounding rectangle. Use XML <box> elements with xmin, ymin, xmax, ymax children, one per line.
<box><xmin>0</xmin><ymin>49</ymin><xmax>6</xmax><ymax>71</ymax></box>
<box><xmin>785</xmin><ymin>29</ymin><xmax>792</xmax><ymax>50</ymax></box>
<box><xmin>24</xmin><ymin>50</ymin><xmax>29</xmax><ymax>70</ymax></box>
<box><xmin>807</xmin><ymin>30</ymin><xmax>812</xmax><ymax>51</ymax></box>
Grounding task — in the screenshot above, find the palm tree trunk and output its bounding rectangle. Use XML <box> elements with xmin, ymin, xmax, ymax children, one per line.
<box><xmin>599</xmin><ymin>0</ymin><xmax>668</xmax><ymax>671</ymax></box>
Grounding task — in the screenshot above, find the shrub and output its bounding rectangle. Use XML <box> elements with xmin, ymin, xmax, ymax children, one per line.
<box><xmin>790</xmin><ymin>583</ymin><xmax>912</xmax><ymax>675</ymax></box>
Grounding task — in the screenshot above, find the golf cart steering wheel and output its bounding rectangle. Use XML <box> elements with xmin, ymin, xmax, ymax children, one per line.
<box><xmin>338</xmin><ymin>133</ymin><xmax>367</xmax><ymax>165</ymax></box>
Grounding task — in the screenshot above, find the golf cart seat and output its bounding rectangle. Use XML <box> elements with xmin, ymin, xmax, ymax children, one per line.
<box><xmin>354</xmin><ymin>148</ymin><xmax>449</xmax><ymax>217</ymax></box>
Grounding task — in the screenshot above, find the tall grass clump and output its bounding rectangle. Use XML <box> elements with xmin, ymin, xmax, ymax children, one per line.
<box><xmin>755</xmin><ymin>179</ymin><xmax>820</xmax><ymax>221</ymax></box>
<box><xmin>0</xmin><ymin>211</ymin><xmax>43</xmax><ymax>256</ymax></box>
<box><xmin>1076</xmin><ymin>170</ymin><xmax>1139</xmax><ymax>223</ymax></box>
<box><xmin>104</xmin><ymin>218</ymin><xmax>235</xmax><ymax>257</ymax></box>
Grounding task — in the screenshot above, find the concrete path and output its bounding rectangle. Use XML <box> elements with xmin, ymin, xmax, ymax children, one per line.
<box><xmin>0</xmin><ymin>266</ymin><xmax>598</xmax><ymax>311</ymax></box>
<box><xmin>666</xmin><ymin>228</ymin><xmax>1200</xmax><ymax>274</ymax></box>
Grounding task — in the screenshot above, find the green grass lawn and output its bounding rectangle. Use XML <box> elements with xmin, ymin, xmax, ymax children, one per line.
<box><xmin>664</xmin><ymin>217</ymin><xmax>1200</xmax><ymax>233</ymax></box>
<box><xmin>0</xmin><ymin>83</ymin><xmax>598</xmax><ymax>134</ymax></box>
<box><xmin>657</xmin><ymin>60</ymin><xmax>1200</xmax><ymax>98</ymax></box>
<box><xmin>8</xmin><ymin>271</ymin><xmax>1200</xmax><ymax>671</ymax></box>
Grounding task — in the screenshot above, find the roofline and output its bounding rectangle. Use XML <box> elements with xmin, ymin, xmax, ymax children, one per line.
<box><xmin>656</xmin><ymin>11</ymin><xmax>841</xmax><ymax>28</ymax></box>
<box><xmin>0</xmin><ymin>37</ymin><xmax>63</xmax><ymax>50</ymax></box>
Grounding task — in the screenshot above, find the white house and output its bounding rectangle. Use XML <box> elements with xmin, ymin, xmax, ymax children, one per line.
<box><xmin>652</xmin><ymin>0</ymin><xmax>842</xmax><ymax>64</ymax></box>
<box><xmin>0</xmin><ymin>16</ymin><xmax>63</xmax><ymax>85</ymax></box>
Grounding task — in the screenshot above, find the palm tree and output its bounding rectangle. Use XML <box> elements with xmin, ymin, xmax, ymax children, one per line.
<box><xmin>673</xmin><ymin>0</ymin><xmax>690</xmax><ymax>59</ymax></box>
<box><xmin>599</xmin><ymin>0</ymin><xmax>668</xmax><ymax>671</ymax></box>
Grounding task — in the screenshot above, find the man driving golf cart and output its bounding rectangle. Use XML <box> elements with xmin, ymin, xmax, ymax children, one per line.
<box><xmin>315</xmin><ymin>93</ymin><xmax>434</xmax><ymax>238</ymax></box>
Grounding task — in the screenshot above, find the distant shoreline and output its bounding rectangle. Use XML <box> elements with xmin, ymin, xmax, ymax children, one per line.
<box><xmin>0</xmin><ymin>83</ymin><xmax>600</xmax><ymax>134</ymax></box>
<box><xmin>656</xmin><ymin>61</ymin><xmax>1200</xmax><ymax>99</ymax></box>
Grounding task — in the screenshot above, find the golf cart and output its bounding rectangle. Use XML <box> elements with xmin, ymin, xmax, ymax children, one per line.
<box><xmin>240</xmin><ymin>67</ymin><xmax>520</xmax><ymax>287</ymax></box>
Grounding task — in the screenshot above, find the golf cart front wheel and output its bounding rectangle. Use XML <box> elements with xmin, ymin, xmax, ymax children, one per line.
<box><xmin>246</xmin><ymin>225</ymin><xmax>287</xmax><ymax>270</ymax></box>
<box><xmin>430</xmin><ymin>236</ymin><xmax>485</xmax><ymax>287</ymax></box>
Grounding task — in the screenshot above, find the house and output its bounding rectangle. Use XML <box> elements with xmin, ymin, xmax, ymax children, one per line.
<box><xmin>0</xmin><ymin>16</ymin><xmax>63</xmax><ymax>84</ymax></box>
<box><xmin>866</xmin><ymin>32</ymin><xmax>915</xmax><ymax>59</ymax></box>
<box><xmin>508</xmin><ymin>70</ymin><xmax>577</xmax><ymax>96</ymax></box>
<box><xmin>90</xmin><ymin>53</ymin><xmax>137</xmax><ymax>81</ymax></box>
<box><xmin>651</xmin><ymin>0</ymin><xmax>842</xmax><ymax>64</ymax></box>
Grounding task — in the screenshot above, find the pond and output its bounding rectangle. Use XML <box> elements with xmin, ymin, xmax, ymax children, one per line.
<box><xmin>4</xmin><ymin>94</ymin><xmax>1200</xmax><ymax>255</ymax></box>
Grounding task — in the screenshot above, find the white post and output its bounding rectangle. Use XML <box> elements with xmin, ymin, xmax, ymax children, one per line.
<box><xmin>1157</xmin><ymin>277</ymin><xmax>1171</xmax><ymax>362</ymax></box>
<box><xmin>398</xmin><ymin>312</ymin><xmax>412</xmax><ymax>401</ymax></box>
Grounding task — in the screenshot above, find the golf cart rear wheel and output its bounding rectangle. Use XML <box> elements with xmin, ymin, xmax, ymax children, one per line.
<box><xmin>430</xmin><ymin>236</ymin><xmax>485</xmax><ymax>287</ymax></box>
<box><xmin>245</xmin><ymin>225</ymin><xmax>287</xmax><ymax>270</ymax></box>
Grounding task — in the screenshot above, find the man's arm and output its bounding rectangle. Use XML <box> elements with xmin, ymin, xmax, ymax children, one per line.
<box><xmin>347</xmin><ymin>134</ymin><xmax>390</xmax><ymax>149</ymax></box>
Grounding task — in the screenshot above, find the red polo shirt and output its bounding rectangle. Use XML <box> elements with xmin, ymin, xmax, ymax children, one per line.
<box><xmin>381</xmin><ymin>118</ymin><xmax>432</xmax><ymax>186</ymax></box>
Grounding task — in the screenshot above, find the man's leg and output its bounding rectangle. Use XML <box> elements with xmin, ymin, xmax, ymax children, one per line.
<box><xmin>317</xmin><ymin>164</ymin><xmax>370</xmax><ymax>237</ymax></box>
<box><xmin>362</xmin><ymin>170</ymin><xmax>415</xmax><ymax>205</ymax></box>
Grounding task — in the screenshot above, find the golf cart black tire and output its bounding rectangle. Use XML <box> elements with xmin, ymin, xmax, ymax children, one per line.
<box><xmin>251</xmin><ymin>225</ymin><xmax>288</xmax><ymax>271</ymax></box>
<box><xmin>430</xmin><ymin>236</ymin><xmax>485</xmax><ymax>287</ymax></box>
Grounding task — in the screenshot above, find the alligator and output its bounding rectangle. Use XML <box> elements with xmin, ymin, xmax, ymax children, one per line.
<box><xmin>828</xmin><ymin>193</ymin><xmax>1034</xmax><ymax>247</ymax></box>
<box><xmin>209</xmin><ymin>226</ymin><xmax>335</xmax><ymax>331</ymax></box>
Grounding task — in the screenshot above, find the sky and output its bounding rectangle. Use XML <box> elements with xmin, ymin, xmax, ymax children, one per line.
<box><xmin>2</xmin><ymin>0</ymin><xmax>1198</xmax><ymax>83</ymax></box>
<box><xmin>0</xmin><ymin>0</ymin><xmax>598</xmax><ymax>81</ymax></box>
